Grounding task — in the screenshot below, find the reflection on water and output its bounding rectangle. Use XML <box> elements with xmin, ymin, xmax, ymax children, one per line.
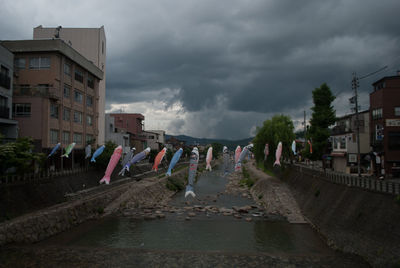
<box><xmin>43</xmin><ymin>162</ymin><xmax>331</xmax><ymax>255</ymax></box>
<box><xmin>59</xmin><ymin>217</ymin><xmax>329</xmax><ymax>254</ymax></box>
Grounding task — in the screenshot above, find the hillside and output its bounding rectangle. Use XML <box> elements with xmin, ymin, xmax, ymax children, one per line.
<box><xmin>165</xmin><ymin>134</ymin><xmax>253</xmax><ymax>150</ymax></box>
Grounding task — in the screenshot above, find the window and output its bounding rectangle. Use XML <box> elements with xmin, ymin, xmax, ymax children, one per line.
<box><xmin>50</xmin><ymin>129</ymin><xmax>59</xmax><ymax>144</ymax></box>
<box><xmin>73</xmin><ymin>132</ymin><xmax>82</xmax><ymax>144</ymax></box>
<box><xmin>388</xmin><ymin>132</ymin><xmax>400</xmax><ymax>150</ymax></box>
<box><xmin>64</xmin><ymin>62</ymin><xmax>71</xmax><ymax>76</ymax></box>
<box><xmin>13</xmin><ymin>103</ymin><xmax>31</xmax><ymax>116</ymax></box>
<box><xmin>64</xmin><ymin>85</ymin><xmax>70</xmax><ymax>98</ymax></box>
<box><xmin>395</xmin><ymin>107</ymin><xmax>400</xmax><ymax>116</ymax></box>
<box><xmin>50</xmin><ymin>103</ymin><xmax>59</xmax><ymax>119</ymax></box>
<box><xmin>372</xmin><ymin>108</ymin><xmax>383</xmax><ymax>120</ymax></box>
<box><xmin>86</xmin><ymin>134</ymin><xmax>94</xmax><ymax>145</ymax></box>
<box><xmin>63</xmin><ymin>108</ymin><xmax>70</xmax><ymax>121</ymax></box>
<box><xmin>0</xmin><ymin>66</ymin><xmax>10</xmax><ymax>89</ymax></box>
<box><xmin>62</xmin><ymin>131</ymin><xmax>70</xmax><ymax>144</ymax></box>
<box><xmin>29</xmin><ymin>57</ymin><xmax>50</xmax><ymax>69</ymax></box>
<box><xmin>86</xmin><ymin>95</ymin><xmax>93</xmax><ymax>107</ymax></box>
<box><xmin>102</xmin><ymin>41</ymin><xmax>104</xmax><ymax>54</ymax></box>
<box><xmin>15</xmin><ymin>58</ymin><xmax>26</xmax><ymax>69</ymax></box>
<box><xmin>74</xmin><ymin>90</ymin><xmax>83</xmax><ymax>103</ymax></box>
<box><xmin>74</xmin><ymin>68</ymin><xmax>83</xmax><ymax>83</ymax></box>
<box><xmin>340</xmin><ymin>137</ymin><xmax>346</xmax><ymax>149</ymax></box>
<box><xmin>87</xmin><ymin>75</ymin><xmax>94</xmax><ymax>89</ymax></box>
<box><xmin>333</xmin><ymin>137</ymin><xmax>338</xmax><ymax>149</ymax></box>
<box><xmin>73</xmin><ymin>111</ymin><xmax>82</xmax><ymax>124</ymax></box>
<box><xmin>87</xmin><ymin>115</ymin><xmax>93</xmax><ymax>126</ymax></box>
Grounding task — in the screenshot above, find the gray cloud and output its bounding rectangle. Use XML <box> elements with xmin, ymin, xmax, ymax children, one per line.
<box><xmin>1</xmin><ymin>0</ymin><xmax>400</xmax><ymax>139</ymax></box>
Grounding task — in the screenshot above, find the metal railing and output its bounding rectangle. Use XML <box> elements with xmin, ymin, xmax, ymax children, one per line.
<box><xmin>292</xmin><ymin>164</ymin><xmax>400</xmax><ymax>195</ymax></box>
<box><xmin>0</xmin><ymin>166</ymin><xmax>90</xmax><ymax>185</ymax></box>
<box><xmin>13</xmin><ymin>85</ymin><xmax>61</xmax><ymax>100</ymax></box>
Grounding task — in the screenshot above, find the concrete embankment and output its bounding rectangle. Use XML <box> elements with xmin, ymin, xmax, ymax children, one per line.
<box><xmin>282</xmin><ymin>166</ymin><xmax>400</xmax><ymax>267</ymax></box>
<box><xmin>244</xmin><ymin>161</ymin><xmax>306</xmax><ymax>223</ymax></box>
<box><xmin>0</xmin><ymin>162</ymin><xmax>202</xmax><ymax>246</ymax></box>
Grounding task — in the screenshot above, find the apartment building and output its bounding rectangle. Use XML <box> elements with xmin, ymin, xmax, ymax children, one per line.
<box><xmin>33</xmin><ymin>25</ymin><xmax>107</xmax><ymax>145</ymax></box>
<box><xmin>0</xmin><ymin>39</ymin><xmax>103</xmax><ymax>151</ymax></box>
<box><xmin>0</xmin><ymin>44</ymin><xmax>18</xmax><ymax>141</ymax></box>
<box><xmin>105</xmin><ymin>113</ymin><xmax>130</xmax><ymax>153</ymax></box>
<box><xmin>330</xmin><ymin>110</ymin><xmax>370</xmax><ymax>174</ymax></box>
<box><xmin>109</xmin><ymin>113</ymin><xmax>146</xmax><ymax>151</ymax></box>
<box><xmin>370</xmin><ymin>74</ymin><xmax>400</xmax><ymax>177</ymax></box>
<box><xmin>143</xmin><ymin>131</ymin><xmax>163</xmax><ymax>151</ymax></box>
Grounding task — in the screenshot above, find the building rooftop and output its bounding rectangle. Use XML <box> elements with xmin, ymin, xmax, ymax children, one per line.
<box><xmin>0</xmin><ymin>39</ymin><xmax>103</xmax><ymax>80</ymax></box>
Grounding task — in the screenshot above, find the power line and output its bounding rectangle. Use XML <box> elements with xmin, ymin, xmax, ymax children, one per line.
<box><xmin>359</xmin><ymin>65</ymin><xmax>388</xmax><ymax>80</ymax></box>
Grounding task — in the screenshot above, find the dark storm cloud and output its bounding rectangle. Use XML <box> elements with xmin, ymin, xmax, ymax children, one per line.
<box><xmin>105</xmin><ymin>0</ymin><xmax>400</xmax><ymax>117</ymax></box>
<box><xmin>1</xmin><ymin>0</ymin><xmax>399</xmax><ymax>139</ymax></box>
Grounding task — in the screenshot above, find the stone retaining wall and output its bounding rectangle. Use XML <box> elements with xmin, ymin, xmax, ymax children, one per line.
<box><xmin>283</xmin><ymin>166</ymin><xmax>400</xmax><ymax>267</ymax></box>
<box><xmin>0</xmin><ymin>161</ymin><xmax>202</xmax><ymax>246</ymax></box>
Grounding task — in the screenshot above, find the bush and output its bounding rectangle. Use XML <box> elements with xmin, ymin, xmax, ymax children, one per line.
<box><xmin>166</xmin><ymin>177</ymin><xmax>184</xmax><ymax>192</ymax></box>
<box><xmin>92</xmin><ymin>141</ymin><xmax>118</xmax><ymax>170</ymax></box>
<box><xmin>0</xmin><ymin>137</ymin><xmax>45</xmax><ymax>174</ymax></box>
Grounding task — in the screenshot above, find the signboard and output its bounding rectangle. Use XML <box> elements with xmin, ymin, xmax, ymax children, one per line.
<box><xmin>376</xmin><ymin>124</ymin><xmax>384</xmax><ymax>141</ymax></box>
<box><xmin>386</xmin><ymin>119</ymin><xmax>400</xmax><ymax>127</ymax></box>
<box><xmin>348</xmin><ymin>153</ymin><xmax>357</xmax><ymax>163</ymax></box>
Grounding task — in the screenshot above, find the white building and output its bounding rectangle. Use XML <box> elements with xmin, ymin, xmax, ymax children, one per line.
<box><xmin>33</xmin><ymin>25</ymin><xmax>107</xmax><ymax>145</ymax></box>
<box><xmin>105</xmin><ymin>114</ymin><xmax>130</xmax><ymax>154</ymax></box>
<box><xmin>330</xmin><ymin>110</ymin><xmax>371</xmax><ymax>174</ymax></box>
<box><xmin>0</xmin><ymin>44</ymin><xmax>18</xmax><ymax>141</ymax></box>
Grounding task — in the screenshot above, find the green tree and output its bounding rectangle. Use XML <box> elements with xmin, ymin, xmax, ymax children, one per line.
<box><xmin>308</xmin><ymin>83</ymin><xmax>336</xmax><ymax>160</ymax></box>
<box><xmin>211</xmin><ymin>142</ymin><xmax>223</xmax><ymax>159</ymax></box>
<box><xmin>0</xmin><ymin>137</ymin><xmax>45</xmax><ymax>174</ymax></box>
<box><xmin>92</xmin><ymin>140</ymin><xmax>118</xmax><ymax>170</ymax></box>
<box><xmin>253</xmin><ymin>114</ymin><xmax>295</xmax><ymax>168</ymax></box>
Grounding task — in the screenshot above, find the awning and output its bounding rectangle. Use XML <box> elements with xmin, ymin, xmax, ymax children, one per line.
<box><xmin>330</xmin><ymin>152</ymin><xmax>346</xmax><ymax>157</ymax></box>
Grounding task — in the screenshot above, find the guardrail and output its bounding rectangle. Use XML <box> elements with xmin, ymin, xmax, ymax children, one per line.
<box><xmin>0</xmin><ymin>166</ymin><xmax>90</xmax><ymax>185</ymax></box>
<box><xmin>292</xmin><ymin>164</ymin><xmax>400</xmax><ymax>195</ymax></box>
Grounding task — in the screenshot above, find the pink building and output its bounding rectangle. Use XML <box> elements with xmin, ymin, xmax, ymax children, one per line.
<box><xmin>109</xmin><ymin>113</ymin><xmax>146</xmax><ymax>151</ymax></box>
<box><xmin>1</xmin><ymin>39</ymin><xmax>103</xmax><ymax>151</ymax></box>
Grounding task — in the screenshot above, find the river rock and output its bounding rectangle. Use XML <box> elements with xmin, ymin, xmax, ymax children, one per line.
<box><xmin>219</xmin><ymin>207</ymin><xmax>234</xmax><ymax>214</ymax></box>
<box><xmin>184</xmin><ymin>206</ymin><xmax>193</xmax><ymax>210</ymax></box>
<box><xmin>144</xmin><ymin>214</ymin><xmax>157</xmax><ymax>220</ymax></box>
<box><xmin>245</xmin><ymin>217</ymin><xmax>252</xmax><ymax>222</ymax></box>
<box><xmin>242</xmin><ymin>193</ymin><xmax>248</xmax><ymax>198</ymax></box>
<box><xmin>223</xmin><ymin>212</ymin><xmax>233</xmax><ymax>216</ymax></box>
<box><xmin>185</xmin><ymin>217</ymin><xmax>191</xmax><ymax>221</ymax></box>
<box><xmin>188</xmin><ymin>212</ymin><xmax>196</xmax><ymax>217</ymax></box>
<box><xmin>157</xmin><ymin>213</ymin><xmax>166</xmax><ymax>219</ymax></box>
<box><xmin>234</xmin><ymin>214</ymin><xmax>242</xmax><ymax>219</ymax></box>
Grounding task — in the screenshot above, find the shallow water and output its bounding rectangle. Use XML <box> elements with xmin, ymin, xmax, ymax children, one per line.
<box><xmin>41</xmin><ymin>162</ymin><xmax>335</xmax><ymax>255</ymax></box>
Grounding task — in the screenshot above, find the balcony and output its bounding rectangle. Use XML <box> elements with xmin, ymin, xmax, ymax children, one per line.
<box><xmin>0</xmin><ymin>73</ymin><xmax>11</xmax><ymax>89</ymax></box>
<box><xmin>331</xmin><ymin>125</ymin><xmax>351</xmax><ymax>135</ymax></box>
<box><xmin>14</xmin><ymin>85</ymin><xmax>61</xmax><ymax>101</ymax></box>
<box><xmin>0</xmin><ymin>106</ymin><xmax>10</xmax><ymax>119</ymax></box>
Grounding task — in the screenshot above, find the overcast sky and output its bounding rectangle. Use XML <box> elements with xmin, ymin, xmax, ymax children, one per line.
<box><xmin>1</xmin><ymin>0</ymin><xmax>400</xmax><ymax>139</ymax></box>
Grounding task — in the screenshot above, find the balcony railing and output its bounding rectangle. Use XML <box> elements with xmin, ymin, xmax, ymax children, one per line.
<box><xmin>14</xmin><ymin>85</ymin><xmax>61</xmax><ymax>100</ymax></box>
<box><xmin>0</xmin><ymin>106</ymin><xmax>10</xmax><ymax>119</ymax></box>
<box><xmin>331</xmin><ymin>125</ymin><xmax>350</xmax><ymax>135</ymax></box>
<box><xmin>0</xmin><ymin>73</ymin><xmax>11</xmax><ymax>89</ymax></box>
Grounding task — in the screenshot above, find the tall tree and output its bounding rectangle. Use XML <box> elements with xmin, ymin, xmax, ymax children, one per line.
<box><xmin>253</xmin><ymin>114</ymin><xmax>295</xmax><ymax>167</ymax></box>
<box><xmin>308</xmin><ymin>83</ymin><xmax>336</xmax><ymax>159</ymax></box>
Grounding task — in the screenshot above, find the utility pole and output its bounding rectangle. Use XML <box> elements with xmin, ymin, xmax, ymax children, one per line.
<box><xmin>303</xmin><ymin>110</ymin><xmax>307</xmax><ymax>140</ymax></box>
<box><xmin>351</xmin><ymin>72</ymin><xmax>361</xmax><ymax>177</ymax></box>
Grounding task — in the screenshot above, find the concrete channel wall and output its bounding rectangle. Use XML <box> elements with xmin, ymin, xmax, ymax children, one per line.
<box><xmin>283</xmin><ymin>166</ymin><xmax>400</xmax><ymax>267</ymax></box>
<box><xmin>0</xmin><ymin>163</ymin><xmax>195</xmax><ymax>246</ymax></box>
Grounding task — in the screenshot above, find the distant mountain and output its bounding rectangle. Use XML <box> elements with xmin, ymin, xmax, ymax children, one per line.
<box><xmin>165</xmin><ymin>134</ymin><xmax>253</xmax><ymax>150</ymax></box>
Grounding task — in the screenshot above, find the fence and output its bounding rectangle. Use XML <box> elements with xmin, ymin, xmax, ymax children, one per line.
<box><xmin>292</xmin><ymin>164</ymin><xmax>400</xmax><ymax>195</ymax></box>
<box><xmin>0</xmin><ymin>166</ymin><xmax>90</xmax><ymax>185</ymax></box>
